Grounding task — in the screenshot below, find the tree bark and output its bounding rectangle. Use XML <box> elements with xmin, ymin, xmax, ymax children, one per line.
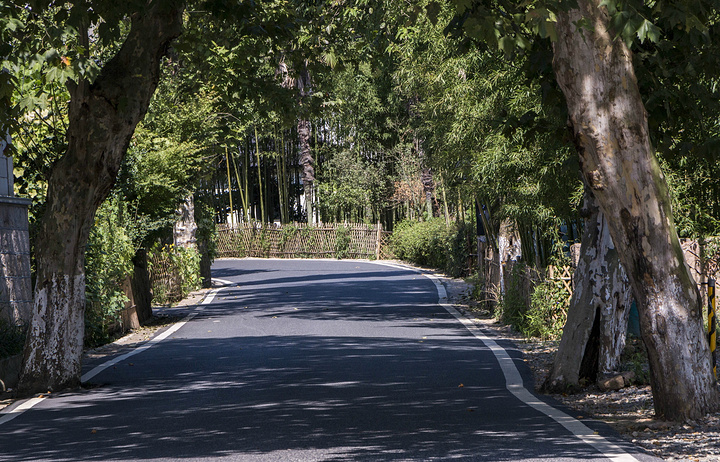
<box><xmin>19</xmin><ymin>2</ymin><xmax>183</xmax><ymax>394</ymax></box>
<box><xmin>553</xmin><ymin>1</ymin><xmax>718</xmax><ymax>420</ymax></box>
<box><xmin>298</xmin><ymin>118</ymin><xmax>314</xmax><ymax>223</ymax></box>
<box><xmin>296</xmin><ymin>66</ymin><xmax>314</xmax><ymax>224</ymax></box>
<box><xmin>543</xmin><ymin>188</ymin><xmax>632</xmax><ymax>392</ymax></box>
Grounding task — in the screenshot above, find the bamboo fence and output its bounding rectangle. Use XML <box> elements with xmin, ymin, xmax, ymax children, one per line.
<box><xmin>216</xmin><ymin>222</ymin><xmax>392</xmax><ymax>260</ymax></box>
<box><xmin>148</xmin><ymin>249</ymin><xmax>183</xmax><ymax>304</ymax></box>
<box><xmin>547</xmin><ymin>265</ymin><xmax>574</xmax><ymax>303</ymax></box>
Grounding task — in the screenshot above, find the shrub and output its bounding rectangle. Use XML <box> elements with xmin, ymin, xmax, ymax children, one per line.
<box><xmin>84</xmin><ymin>198</ymin><xmax>135</xmax><ymax>348</ymax></box>
<box><xmin>335</xmin><ymin>225</ymin><xmax>351</xmax><ymax>259</ymax></box>
<box><xmin>492</xmin><ymin>263</ymin><xmax>570</xmax><ymax>340</ymax></box>
<box><xmin>390</xmin><ymin>218</ymin><xmax>472</xmax><ymax>277</ymax></box>
<box><xmin>148</xmin><ymin>244</ymin><xmax>201</xmax><ymax>305</ymax></box>
<box><xmin>525</xmin><ymin>279</ymin><xmax>570</xmax><ymax>339</ymax></box>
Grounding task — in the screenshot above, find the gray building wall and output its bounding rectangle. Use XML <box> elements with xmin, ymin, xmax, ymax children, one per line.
<box><xmin>0</xmin><ymin>136</ymin><xmax>33</xmax><ymax>325</ymax></box>
<box><xmin>0</xmin><ymin>196</ymin><xmax>32</xmax><ymax>325</ymax></box>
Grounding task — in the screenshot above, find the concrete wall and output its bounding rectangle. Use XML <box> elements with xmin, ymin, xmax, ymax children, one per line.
<box><xmin>0</xmin><ymin>156</ymin><xmax>12</xmax><ymax>197</ymax></box>
<box><xmin>0</xmin><ymin>196</ymin><xmax>33</xmax><ymax>325</ymax></box>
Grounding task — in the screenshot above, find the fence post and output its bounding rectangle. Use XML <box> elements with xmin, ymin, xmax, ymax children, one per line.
<box><xmin>709</xmin><ymin>278</ymin><xmax>717</xmax><ymax>379</ymax></box>
<box><xmin>375</xmin><ymin>222</ymin><xmax>382</xmax><ymax>260</ymax></box>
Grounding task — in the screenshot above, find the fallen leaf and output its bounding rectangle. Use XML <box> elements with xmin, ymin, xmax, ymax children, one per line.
<box><xmin>458</xmin><ymin>384</ymin><xmax>464</xmax><ymax>388</ymax></box>
<box><xmin>91</xmin><ymin>429</ymin><xmax>97</xmax><ymax>434</ymax></box>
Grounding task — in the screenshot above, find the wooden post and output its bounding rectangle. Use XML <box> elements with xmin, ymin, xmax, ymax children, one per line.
<box><xmin>375</xmin><ymin>222</ymin><xmax>382</xmax><ymax>260</ymax></box>
<box><xmin>709</xmin><ymin>278</ymin><xmax>717</xmax><ymax>379</ymax></box>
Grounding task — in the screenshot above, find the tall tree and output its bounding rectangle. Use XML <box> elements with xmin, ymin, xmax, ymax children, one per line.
<box><xmin>296</xmin><ymin>66</ymin><xmax>314</xmax><ymax>223</ymax></box>
<box><xmin>552</xmin><ymin>1</ymin><xmax>718</xmax><ymax>420</ymax></box>
<box><xmin>4</xmin><ymin>0</ymin><xmax>184</xmax><ymax>394</ymax></box>
<box><xmin>449</xmin><ymin>0</ymin><xmax>720</xmax><ymax>419</ymax></box>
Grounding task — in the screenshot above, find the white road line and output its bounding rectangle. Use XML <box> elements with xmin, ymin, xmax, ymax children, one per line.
<box><xmin>213</xmin><ymin>278</ymin><xmax>235</xmax><ymax>286</ymax></box>
<box><xmin>82</xmin><ymin>288</ymin><xmax>221</xmax><ymax>382</ymax></box>
<box><xmin>0</xmin><ymin>288</ymin><xmax>223</xmax><ymax>428</ymax></box>
<box><xmin>419</xmin><ymin>271</ymin><xmax>640</xmax><ymax>462</ymax></box>
<box><xmin>372</xmin><ymin>261</ymin><xmax>640</xmax><ymax>461</ymax></box>
<box><xmin>0</xmin><ymin>397</ymin><xmax>45</xmax><ymax>425</ymax></box>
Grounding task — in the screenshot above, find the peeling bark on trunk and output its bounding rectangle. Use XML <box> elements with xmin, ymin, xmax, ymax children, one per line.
<box><xmin>543</xmin><ymin>189</ymin><xmax>631</xmax><ymax>393</ymax></box>
<box><xmin>421</xmin><ymin>168</ymin><xmax>435</xmax><ymax>219</ymax></box>
<box><xmin>19</xmin><ymin>2</ymin><xmax>183</xmax><ymax>395</ymax></box>
<box><xmin>298</xmin><ymin>118</ymin><xmax>314</xmax><ymax>224</ymax></box>
<box><xmin>296</xmin><ymin>66</ymin><xmax>314</xmax><ymax>224</ymax></box>
<box><xmin>553</xmin><ymin>1</ymin><xmax>718</xmax><ymax>420</ymax></box>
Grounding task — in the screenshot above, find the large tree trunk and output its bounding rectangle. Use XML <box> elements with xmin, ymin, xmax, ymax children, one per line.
<box><xmin>296</xmin><ymin>66</ymin><xmax>314</xmax><ymax>224</ymax></box>
<box><xmin>553</xmin><ymin>1</ymin><xmax>718</xmax><ymax>420</ymax></box>
<box><xmin>543</xmin><ymin>188</ymin><xmax>631</xmax><ymax>393</ymax></box>
<box><xmin>19</xmin><ymin>2</ymin><xmax>183</xmax><ymax>395</ymax></box>
<box><xmin>298</xmin><ymin>118</ymin><xmax>314</xmax><ymax>223</ymax></box>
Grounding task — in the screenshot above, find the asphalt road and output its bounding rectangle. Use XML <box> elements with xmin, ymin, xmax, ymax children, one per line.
<box><xmin>0</xmin><ymin>258</ymin><xmax>661</xmax><ymax>461</ymax></box>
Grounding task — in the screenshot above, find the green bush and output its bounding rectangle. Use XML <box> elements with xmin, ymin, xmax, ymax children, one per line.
<box><xmin>390</xmin><ymin>218</ymin><xmax>472</xmax><ymax>277</ymax></box>
<box><xmin>524</xmin><ymin>279</ymin><xmax>569</xmax><ymax>339</ymax></box>
<box><xmin>335</xmin><ymin>225</ymin><xmax>351</xmax><ymax>259</ymax></box>
<box><xmin>84</xmin><ymin>198</ymin><xmax>135</xmax><ymax>348</ymax></box>
<box><xmin>148</xmin><ymin>244</ymin><xmax>201</xmax><ymax>305</ymax></box>
<box><xmin>493</xmin><ymin>263</ymin><xmax>570</xmax><ymax>340</ymax></box>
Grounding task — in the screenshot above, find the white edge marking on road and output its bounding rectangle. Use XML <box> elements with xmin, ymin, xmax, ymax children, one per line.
<box><xmin>373</xmin><ymin>261</ymin><xmax>639</xmax><ymax>462</ymax></box>
<box><xmin>0</xmin><ymin>288</ymin><xmax>223</xmax><ymax>428</ymax></box>
<box><xmin>81</xmin><ymin>287</ymin><xmax>221</xmax><ymax>382</ymax></box>
<box><xmin>0</xmin><ymin>397</ymin><xmax>45</xmax><ymax>425</ymax></box>
<box><xmin>213</xmin><ymin>278</ymin><xmax>235</xmax><ymax>286</ymax></box>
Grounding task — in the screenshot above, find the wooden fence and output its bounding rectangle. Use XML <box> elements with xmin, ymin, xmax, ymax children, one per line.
<box><xmin>148</xmin><ymin>249</ymin><xmax>183</xmax><ymax>304</ymax></box>
<box><xmin>216</xmin><ymin>222</ymin><xmax>392</xmax><ymax>260</ymax></box>
<box><xmin>547</xmin><ymin>265</ymin><xmax>574</xmax><ymax>303</ymax></box>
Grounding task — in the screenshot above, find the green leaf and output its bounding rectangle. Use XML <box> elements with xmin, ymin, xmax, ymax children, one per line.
<box><xmin>498</xmin><ymin>36</ymin><xmax>515</xmax><ymax>55</ymax></box>
<box><xmin>598</xmin><ymin>0</ymin><xmax>618</xmax><ymax>15</ymax></box>
<box><xmin>636</xmin><ymin>19</ymin><xmax>661</xmax><ymax>43</ymax></box>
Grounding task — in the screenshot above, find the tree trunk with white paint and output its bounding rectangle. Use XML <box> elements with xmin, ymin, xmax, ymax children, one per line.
<box><xmin>553</xmin><ymin>1</ymin><xmax>718</xmax><ymax>420</ymax></box>
<box><xmin>19</xmin><ymin>2</ymin><xmax>183</xmax><ymax>395</ymax></box>
<box><xmin>543</xmin><ymin>189</ymin><xmax>631</xmax><ymax>392</ymax></box>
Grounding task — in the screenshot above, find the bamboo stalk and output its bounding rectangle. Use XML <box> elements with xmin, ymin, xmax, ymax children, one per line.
<box><xmin>255</xmin><ymin>125</ymin><xmax>266</xmax><ymax>223</ymax></box>
<box><xmin>225</xmin><ymin>146</ymin><xmax>235</xmax><ymax>227</ymax></box>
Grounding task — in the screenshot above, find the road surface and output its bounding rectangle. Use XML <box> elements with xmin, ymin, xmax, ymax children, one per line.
<box><xmin>0</xmin><ymin>258</ymin><xmax>659</xmax><ymax>461</ymax></box>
